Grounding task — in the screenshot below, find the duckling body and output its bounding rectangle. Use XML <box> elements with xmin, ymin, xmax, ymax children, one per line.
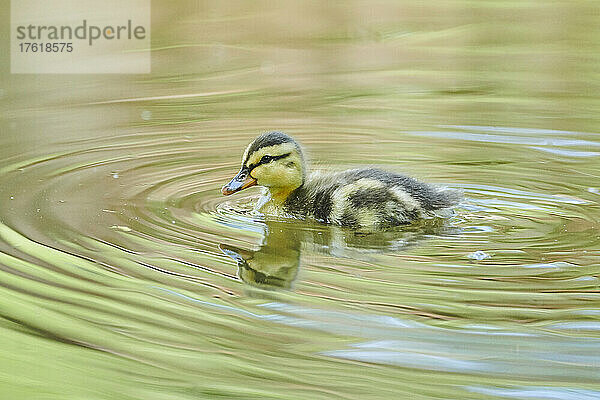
<box><xmin>281</xmin><ymin>168</ymin><xmax>459</xmax><ymax>227</ymax></box>
<box><xmin>222</xmin><ymin>132</ymin><xmax>460</xmax><ymax>229</ymax></box>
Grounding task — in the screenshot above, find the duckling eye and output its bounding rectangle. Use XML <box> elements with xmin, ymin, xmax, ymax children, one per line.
<box><xmin>260</xmin><ymin>155</ymin><xmax>273</xmax><ymax>164</ymax></box>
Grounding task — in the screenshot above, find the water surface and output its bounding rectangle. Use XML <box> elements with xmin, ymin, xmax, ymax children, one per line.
<box><xmin>1</xmin><ymin>1</ymin><xmax>599</xmax><ymax>399</ymax></box>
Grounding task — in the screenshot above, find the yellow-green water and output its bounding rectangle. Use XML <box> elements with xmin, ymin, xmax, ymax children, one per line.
<box><xmin>1</xmin><ymin>1</ymin><xmax>600</xmax><ymax>399</ymax></box>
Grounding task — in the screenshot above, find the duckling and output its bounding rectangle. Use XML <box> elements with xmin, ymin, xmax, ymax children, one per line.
<box><xmin>222</xmin><ymin>131</ymin><xmax>461</xmax><ymax>229</ymax></box>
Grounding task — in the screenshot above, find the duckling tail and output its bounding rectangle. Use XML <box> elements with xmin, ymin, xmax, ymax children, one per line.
<box><xmin>429</xmin><ymin>187</ymin><xmax>463</xmax><ymax>209</ymax></box>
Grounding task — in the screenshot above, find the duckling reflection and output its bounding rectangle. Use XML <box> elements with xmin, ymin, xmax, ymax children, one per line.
<box><xmin>221</xmin><ymin>218</ymin><xmax>454</xmax><ymax>289</ymax></box>
<box><xmin>220</xmin><ymin>224</ymin><xmax>301</xmax><ymax>289</ymax></box>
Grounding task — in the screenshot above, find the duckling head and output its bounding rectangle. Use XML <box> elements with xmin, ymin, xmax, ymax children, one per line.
<box><xmin>222</xmin><ymin>131</ymin><xmax>305</xmax><ymax>202</ymax></box>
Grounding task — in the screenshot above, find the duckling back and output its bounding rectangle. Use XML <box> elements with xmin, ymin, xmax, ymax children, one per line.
<box><xmin>284</xmin><ymin>168</ymin><xmax>461</xmax><ymax>228</ymax></box>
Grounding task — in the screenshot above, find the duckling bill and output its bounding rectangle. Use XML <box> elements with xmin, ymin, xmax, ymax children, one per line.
<box><xmin>222</xmin><ymin>131</ymin><xmax>460</xmax><ymax>228</ymax></box>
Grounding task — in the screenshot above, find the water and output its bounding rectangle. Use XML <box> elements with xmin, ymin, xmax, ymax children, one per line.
<box><xmin>1</xmin><ymin>1</ymin><xmax>600</xmax><ymax>398</ymax></box>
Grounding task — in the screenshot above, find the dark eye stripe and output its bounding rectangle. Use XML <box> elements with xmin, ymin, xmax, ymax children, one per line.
<box><xmin>248</xmin><ymin>152</ymin><xmax>291</xmax><ymax>171</ymax></box>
